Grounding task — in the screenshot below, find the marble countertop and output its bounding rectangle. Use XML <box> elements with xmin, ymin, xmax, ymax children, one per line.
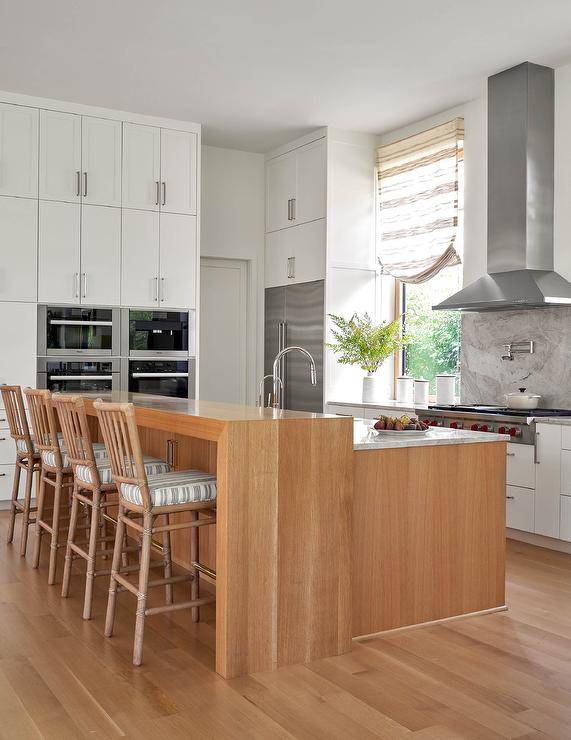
<box><xmin>328</xmin><ymin>398</ymin><xmax>428</xmax><ymax>410</ymax></box>
<box><xmin>79</xmin><ymin>392</ymin><xmax>338</xmax><ymax>422</ymax></box>
<box><xmin>353</xmin><ymin>419</ymin><xmax>509</xmax><ymax>450</ymax></box>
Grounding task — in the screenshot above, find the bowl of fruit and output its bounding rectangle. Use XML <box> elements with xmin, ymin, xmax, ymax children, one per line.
<box><xmin>372</xmin><ymin>414</ymin><xmax>430</xmax><ymax>436</ymax></box>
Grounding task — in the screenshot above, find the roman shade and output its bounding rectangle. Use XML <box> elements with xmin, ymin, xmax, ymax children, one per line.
<box><xmin>377</xmin><ymin>118</ymin><xmax>464</xmax><ymax>284</ymax></box>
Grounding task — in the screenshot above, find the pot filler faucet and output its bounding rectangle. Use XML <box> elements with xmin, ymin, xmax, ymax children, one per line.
<box><xmin>257</xmin><ymin>347</ymin><xmax>317</xmax><ymax>409</ymax></box>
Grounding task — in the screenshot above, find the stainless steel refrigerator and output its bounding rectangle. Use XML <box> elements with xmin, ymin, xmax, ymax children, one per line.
<box><xmin>264</xmin><ymin>280</ymin><xmax>324</xmax><ymax>412</ymax></box>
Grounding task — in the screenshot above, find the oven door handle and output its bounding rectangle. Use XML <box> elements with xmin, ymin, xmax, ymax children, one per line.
<box><xmin>48</xmin><ymin>320</ymin><xmax>113</xmax><ymax>327</ymax></box>
<box><xmin>48</xmin><ymin>375</ymin><xmax>114</xmax><ymax>380</ymax></box>
<box><xmin>131</xmin><ymin>372</ymin><xmax>189</xmax><ymax>378</ymax></box>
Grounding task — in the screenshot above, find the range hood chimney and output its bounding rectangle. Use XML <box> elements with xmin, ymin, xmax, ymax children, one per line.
<box><xmin>435</xmin><ymin>62</ymin><xmax>571</xmax><ymax>311</ymax></box>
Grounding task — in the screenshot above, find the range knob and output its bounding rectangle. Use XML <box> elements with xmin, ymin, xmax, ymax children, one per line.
<box><xmin>450</xmin><ymin>421</ymin><xmax>458</xmax><ymax>429</ymax></box>
<box><xmin>480</xmin><ymin>424</ymin><xmax>489</xmax><ymax>432</ymax></box>
<box><xmin>430</xmin><ymin>420</ymin><xmax>439</xmax><ymax>426</ymax></box>
<box><xmin>498</xmin><ymin>426</ymin><xmax>506</xmax><ymax>435</ymax></box>
<box><xmin>509</xmin><ymin>427</ymin><xmax>520</xmax><ymax>437</ymax></box>
<box><xmin>470</xmin><ymin>423</ymin><xmax>479</xmax><ymax>431</ymax></box>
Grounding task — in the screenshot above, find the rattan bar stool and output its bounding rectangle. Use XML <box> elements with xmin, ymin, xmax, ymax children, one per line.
<box><xmin>53</xmin><ymin>394</ymin><xmax>173</xmax><ymax>620</ymax></box>
<box><xmin>24</xmin><ymin>388</ymin><xmax>105</xmax><ymax>585</ymax></box>
<box><xmin>0</xmin><ymin>385</ymin><xmax>41</xmax><ymax>556</ymax></box>
<box><xmin>94</xmin><ymin>400</ymin><xmax>217</xmax><ymax>666</ymax></box>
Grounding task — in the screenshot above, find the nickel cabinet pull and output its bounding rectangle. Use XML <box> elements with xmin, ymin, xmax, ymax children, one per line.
<box><xmin>290</xmin><ymin>197</ymin><xmax>296</xmax><ymax>221</ymax></box>
<box><xmin>83</xmin><ymin>171</ymin><xmax>88</xmax><ymax>197</ymax></box>
<box><xmin>506</xmin><ymin>452</ymin><xmax>515</xmax><ymax>456</ymax></box>
<box><xmin>155</xmin><ymin>181</ymin><xmax>160</xmax><ymax>206</ymax></box>
<box><xmin>153</xmin><ymin>276</ymin><xmax>159</xmax><ymax>302</ymax></box>
<box><xmin>82</xmin><ymin>272</ymin><xmax>88</xmax><ymax>299</ymax></box>
<box><xmin>506</xmin><ymin>495</ymin><xmax>515</xmax><ymax>500</ymax></box>
<box><xmin>534</xmin><ymin>431</ymin><xmax>540</xmax><ymax>464</ymax></box>
<box><xmin>287</xmin><ymin>198</ymin><xmax>292</xmax><ymax>221</ymax></box>
<box><xmin>162</xmin><ymin>181</ymin><xmax>166</xmax><ymax>206</ymax></box>
<box><xmin>160</xmin><ymin>277</ymin><xmax>165</xmax><ymax>302</ymax></box>
<box><xmin>76</xmin><ymin>171</ymin><xmax>81</xmax><ymax>197</ymax></box>
<box><xmin>287</xmin><ymin>256</ymin><xmax>296</xmax><ymax>279</ymax></box>
<box><xmin>74</xmin><ymin>272</ymin><xmax>80</xmax><ymax>298</ymax></box>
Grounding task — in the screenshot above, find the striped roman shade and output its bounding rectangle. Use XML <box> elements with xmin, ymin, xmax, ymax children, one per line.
<box><xmin>377</xmin><ymin>118</ymin><xmax>464</xmax><ymax>284</ymax></box>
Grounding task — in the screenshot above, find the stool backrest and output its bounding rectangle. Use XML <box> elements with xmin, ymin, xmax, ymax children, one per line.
<box><xmin>0</xmin><ymin>385</ymin><xmax>34</xmax><ymax>458</ymax></box>
<box><xmin>93</xmin><ymin>400</ymin><xmax>151</xmax><ymax>510</ymax></box>
<box><xmin>23</xmin><ymin>388</ymin><xmax>62</xmax><ymax>467</ymax></box>
<box><xmin>52</xmin><ymin>394</ymin><xmax>101</xmax><ymax>488</ymax></box>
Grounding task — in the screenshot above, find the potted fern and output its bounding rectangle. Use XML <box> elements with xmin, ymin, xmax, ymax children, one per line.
<box><xmin>327</xmin><ymin>313</ymin><xmax>408</xmax><ymax>403</ymax></box>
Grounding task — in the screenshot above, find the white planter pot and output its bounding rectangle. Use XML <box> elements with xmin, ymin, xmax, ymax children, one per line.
<box><xmin>362</xmin><ymin>374</ymin><xmax>385</xmax><ymax>404</ymax></box>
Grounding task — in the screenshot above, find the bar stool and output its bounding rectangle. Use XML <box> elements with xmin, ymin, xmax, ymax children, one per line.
<box><xmin>94</xmin><ymin>400</ymin><xmax>217</xmax><ymax>666</ymax></box>
<box><xmin>24</xmin><ymin>389</ymin><xmax>107</xmax><ymax>585</ymax></box>
<box><xmin>53</xmin><ymin>394</ymin><xmax>173</xmax><ymax>620</ymax></box>
<box><xmin>0</xmin><ymin>385</ymin><xmax>41</xmax><ymax>556</ymax></box>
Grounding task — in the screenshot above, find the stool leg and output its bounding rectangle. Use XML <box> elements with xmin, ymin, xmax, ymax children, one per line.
<box><xmin>163</xmin><ymin>513</ymin><xmax>173</xmax><ymax>605</ymax></box>
<box><xmin>190</xmin><ymin>511</ymin><xmax>199</xmax><ymax>623</ymax></box>
<box><xmin>48</xmin><ymin>472</ymin><xmax>63</xmax><ymax>585</ymax></box>
<box><xmin>133</xmin><ymin>513</ymin><xmax>152</xmax><ymax>667</ymax></box>
<box><xmin>32</xmin><ymin>471</ymin><xmax>47</xmax><ymax>569</ymax></box>
<box><xmin>61</xmin><ymin>484</ymin><xmax>80</xmax><ymax>598</ymax></box>
<box><xmin>19</xmin><ymin>459</ymin><xmax>34</xmax><ymax>556</ymax></box>
<box><xmin>83</xmin><ymin>491</ymin><xmax>100</xmax><ymax>620</ymax></box>
<box><xmin>105</xmin><ymin>504</ymin><xmax>126</xmax><ymax>638</ymax></box>
<box><xmin>7</xmin><ymin>461</ymin><xmax>22</xmax><ymax>544</ymax></box>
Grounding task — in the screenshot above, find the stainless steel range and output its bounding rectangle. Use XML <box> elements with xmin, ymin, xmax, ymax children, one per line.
<box><xmin>417</xmin><ymin>405</ymin><xmax>571</xmax><ymax>446</ymax></box>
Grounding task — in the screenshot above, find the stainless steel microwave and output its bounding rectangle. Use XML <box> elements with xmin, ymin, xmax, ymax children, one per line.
<box><xmin>121</xmin><ymin>309</ymin><xmax>195</xmax><ymax>358</ymax></box>
<box><xmin>38</xmin><ymin>305</ymin><xmax>121</xmax><ymax>356</ymax></box>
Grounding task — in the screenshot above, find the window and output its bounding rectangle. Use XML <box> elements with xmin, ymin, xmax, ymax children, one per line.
<box><xmin>377</xmin><ymin>118</ymin><xmax>464</xmax><ymax>394</ymax></box>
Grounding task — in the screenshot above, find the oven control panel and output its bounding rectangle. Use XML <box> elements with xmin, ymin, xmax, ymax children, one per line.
<box><xmin>417</xmin><ymin>412</ymin><xmax>530</xmax><ymax>444</ymax></box>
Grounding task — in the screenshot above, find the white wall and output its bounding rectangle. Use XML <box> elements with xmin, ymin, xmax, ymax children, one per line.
<box><xmin>200</xmin><ymin>145</ymin><xmax>265</xmax><ymax>402</ymax></box>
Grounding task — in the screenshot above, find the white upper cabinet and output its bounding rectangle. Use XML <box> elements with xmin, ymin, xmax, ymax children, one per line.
<box><xmin>81</xmin><ymin>117</ymin><xmax>122</xmax><ymax>207</ymax></box>
<box><xmin>265</xmin><ymin>138</ymin><xmax>326</xmax><ymax>233</ymax></box>
<box><xmin>122</xmin><ymin>123</ymin><xmax>160</xmax><ymax>211</ymax></box>
<box><xmin>121</xmin><ymin>208</ymin><xmax>160</xmax><ymax>307</ymax></box>
<box><xmin>39</xmin><ymin>110</ymin><xmax>82</xmax><ymax>202</ymax></box>
<box><xmin>38</xmin><ymin>200</ymin><xmax>81</xmax><ymax>303</ymax></box>
<box><xmin>266</xmin><ymin>151</ymin><xmax>296</xmax><ymax>232</ymax></box>
<box><xmin>159</xmin><ymin>214</ymin><xmax>196</xmax><ymax>308</ymax></box>
<box><xmin>0</xmin><ymin>197</ymin><xmax>37</xmax><ymax>301</ymax></box>
<box><xmin>295</xmin><ymin>138</ymin><xmax>326</xmax><ymax>225</ymax></box>
<box><xmin>0</xmin><ymin>104</ymin><xmax>38</xmax><ymax>198</ymax></box>
<box><xmin>265</xmin><ymin>219</ymin><xmax>326</xmax><ymax>288</ymax></box>
<box><xmin>160</xmin><ymin>129</ymin><xmax>197</xmax><ymax>215</ymax></box>
<box><xmin>81</xmin><ymin>205</ymin><xmax>121</xmax><ymax>305</ymax></box>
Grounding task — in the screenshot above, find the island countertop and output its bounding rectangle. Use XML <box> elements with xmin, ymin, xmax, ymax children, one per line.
<box><xmin>353</xmin><ymin>418</ymin><xmax>509</xmax><ymax>449</ymax></box>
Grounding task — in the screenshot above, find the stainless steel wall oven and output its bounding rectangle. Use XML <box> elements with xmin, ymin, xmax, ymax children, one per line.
<box><xmin>38</xmin><ymin>305</ymin><xmax>120</xmax><ymax>356</ymax></box>
<box><xmin>37</xmin><ymin>358</ymin><xmax>121</xmax><ymax>392</ymax></box>
<box><xmin>124</xmin><ymin>358</ymin><xmax>195</xmax><ymax>399</ymax></box>
<box><xmin>122</xmin><ymin>309</ymin><xmax>194</xmax><ymax>357</ymax></box>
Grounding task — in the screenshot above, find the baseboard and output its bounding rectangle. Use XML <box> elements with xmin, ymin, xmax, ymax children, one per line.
<box><xmin>353</xmin><ymin>605</ymin><xmax>508</xmax><ymax>642</ymax></box>
<box><xmin>507</xmin><ymin>529</ymin><xmax>571</xmax><ymax>554</ymax></box>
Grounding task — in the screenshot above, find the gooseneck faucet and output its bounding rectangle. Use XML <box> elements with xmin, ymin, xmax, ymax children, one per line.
<box><xmin>271</xmin><ymin>346</ymin><xmax>317</xmax><ymax>409</ymax></box>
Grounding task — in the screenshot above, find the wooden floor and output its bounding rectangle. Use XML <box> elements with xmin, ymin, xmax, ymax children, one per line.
<box><xmin>1</xmin><ymin>514</ymin><xmax>571</xmax><ymax>740</ymax></box>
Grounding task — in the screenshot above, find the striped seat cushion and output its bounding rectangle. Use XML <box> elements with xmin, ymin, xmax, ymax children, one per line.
<box><xmin>75</xmin><ymin>456</ymin><xmax>171</xmax><ymax>487</ymax></box>
<box><xmin>41</xmin><ymin>442</ymin><xmax>108</xmax><ymax>469</ymax></box>
<box><xmin>16</xmin><ymin>432</ymin><xmax>64</xmax><ymax>455</ymax></box>
<box><xmin>120</xmin><ymin>469</ymin><xmax>217</xmax><ymax>507</ymax></box>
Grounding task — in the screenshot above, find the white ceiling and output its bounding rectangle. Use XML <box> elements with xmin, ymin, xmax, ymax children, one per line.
<box><xmin>2</xmin><ymin>0</ymin><xmax>571</xmax><ymax>152</ymax></box>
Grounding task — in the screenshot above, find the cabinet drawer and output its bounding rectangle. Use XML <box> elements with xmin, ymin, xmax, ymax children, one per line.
<box><xmin>506</xmin><ymin>443</ymin><xmax>535</xmax><ymax>489</ymax></box>
<box><xmin>560</xmin><ymin>495</ymin><xmax>571</xmax><ymax>542</ymax></box>
<box><xmin>562</xmin><ymin>426</ymin><xmax>571</xmax><ymax>451</ymax></box>
<box><xmin>506</xmin><ymin>485</ymin><xmax>534</xmax><ymax>532</ymax></box>
<box><xmin>0</xmin><ymin>435</ymin><xmax>14</xmax><ymax>465</ymax></box>
<box><xmin>0</xmin><ymin>465</ymin><xmax>16</xmax><ymax>501</ymax></box>
<box><xmin>326</xmin><ymin>404</ymin><xmax>363</xmax><ymax>417</ymax></box>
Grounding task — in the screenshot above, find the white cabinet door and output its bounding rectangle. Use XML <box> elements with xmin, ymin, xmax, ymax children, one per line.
<box><xmin>0</xmin><ymin>301</ymin><xmax>37</xmax><ymax>388</ymax></box>
<box><xmin>294</xmin><ymin>139</ymin><xmax>326</xmax><ymax>225</ymax></box>
<box><xmin>266</xmin><ymin>151</ymin><xmax>296</xmax><ymax>232</ymax></box>
<box><xmin>122</xmin><ymin>123</ymin><xmax>160</xmax><ymax>211</ymax></box>
<box><xmin>265</xmin><ymin>229</ymin><xmax>292</xmax><ymax>288</ymax></box>
<box><xmin>121</xmin><ymin>208</ymin><xmax>159</xmax><ymax>307</ymax></box>
<box><xmin>81</xmin><ymin>116</ymin><xmax>122</xmax><ymax>207</ymax></box>
<box><xmin>0</xmin><ymin>103</ymin><xmax>38</xmax><ymax>198</ymax></box>
<box><xmin>534</xmin><ymin>422</ymin><xmax>561</xmax><ymax>539</ymax></box>
<box><xmin>506</xmin><ymin>485</ymin><xmax>534</xmax><ymax>532</ymax></box>
<box><xmin>289</xmin><ymin>219</ymin><xmax>326</xmax><ymax>284</ymax></box>
<box><xmin>159</xmin><ymin>213</ymin><xmax>196</xmax><ymax>308</ymax></box>
<box><xmin>39</xmin><ymin>110</ymin><xmax>81</xmax><ymax>202</ymax></box>
<box><xmin>80</xmin><ymin>205</ymin><xmax>121</xmax><ymax>306</ymax></box>
<box><xmin>0</xmin><ymin>197</ymin><xmax>37</xmax><ymax>302</ymax></box>
<box><xmin>38</xmin><ymin>200</ymin><xmax>81</xmax><ymax>303</ymax></box>
<box><xmin>326</xmin><ymin>404</ymin><xmax>364</xmax><ymax>417</ymax></box>
<box><xmin>560</xmin><ymin>495</ymin><xmax>571</xmax><ymax>542</ymax></box>
<box><xmin>506</xmin><ymin>442</ymin><xmax>535</xmax><ymax>489</ymax></box>
<box><xmin>160</xmin><ymin>129</ymin><xmax>197</xmax><ymax>215</ymax></box>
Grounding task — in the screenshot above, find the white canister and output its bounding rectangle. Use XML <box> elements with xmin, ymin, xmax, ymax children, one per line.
<box><xmin>414</xmin><ymin>379</ymin><xmax>429</xmax><ymax>406</ymax></box>
<box><xmin>396</xmin><ymin>376</ymin><xmax>415</xmax><ymax>404</ymax></box>
<box><xmin>435</xmin><ymin>374</ymin><xmax>457</xmax><ymax>405</ymax></box>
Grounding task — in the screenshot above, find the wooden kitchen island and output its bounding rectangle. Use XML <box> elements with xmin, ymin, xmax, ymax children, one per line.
<box><xmin>83</xmin><ymin>394</ymin><xmax>507</xmax><ymax>679</ymax></box>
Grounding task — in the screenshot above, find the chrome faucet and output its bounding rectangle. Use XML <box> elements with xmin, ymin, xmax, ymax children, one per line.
<box><xmin>256</xmin><ymin>374</ymin><xmax>283</xmax><ymax>408</ymax></box>
<box><xmin>270</xmin><ymin>346</ymin><xmax>317</xmax><ymax>409</ymax></box>
<box><xmin>501</xmin><ymin>340</ymin><xmax>534</xmax><ymax>361</ymax></box>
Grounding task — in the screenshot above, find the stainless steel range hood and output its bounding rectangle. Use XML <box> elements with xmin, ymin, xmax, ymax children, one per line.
<box><xmin>435</xmin><ymin>62</ymin><xmax>571</xmax><ymax>311</ymax></box>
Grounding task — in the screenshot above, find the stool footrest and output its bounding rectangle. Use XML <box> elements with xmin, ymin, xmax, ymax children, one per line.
<box><xmin>145</xmin><ymin>596</ymin><xmax>215</xmax><ymax>617</ymax></box>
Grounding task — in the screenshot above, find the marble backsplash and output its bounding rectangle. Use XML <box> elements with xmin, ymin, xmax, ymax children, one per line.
<box><xmin>460</xmin><ymin>308</ymin><xmax>571</xmax><ymax>408</ymax></box>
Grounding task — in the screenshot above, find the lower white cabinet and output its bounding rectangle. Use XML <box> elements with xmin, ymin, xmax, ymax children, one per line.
<box><xmin>534</xmin><ymin>423</ymin><xmax>562</xmax><ymax>539</ymax></box>
<box><xmin>506</xmin><ymin>485</ymin><xmax>534</xmax><ymax>532</ymax></box>
<box><xmin>0</xmin><ymin>435</ymin><xmax>14</xmax><ymax>465</ymax></box>
<box><xmin>560</xmin><ymin>495</ymin><xmax>571</xmax><ymax>541</ymax></box>
<box><xmin>506</xmin><ymin>442</ymin><xmax>535</xmax><ymax>489</ymax></box>
<box><xmin>0</xmin><ymin>465</ymin><xmax>16</xmax><ymax>502</ymax></box>
<box><xmin>0</xmin><ymin>302</ymin><xmax>37</xmax><ymax>389</ymax></box>
<box><xmin>265</xmin><ymin>219</ymin><xmax>325</xmax><ymax>288</ymax></box>
<box><xmin>0</xmin><ymin>196</ymin><xmax>38</xmax><ymax>302</ymax></box>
